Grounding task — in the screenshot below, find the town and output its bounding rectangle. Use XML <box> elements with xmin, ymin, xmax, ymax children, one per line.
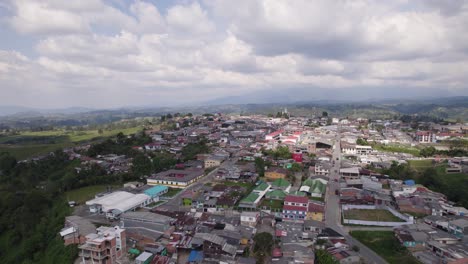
<box><xmin>44</xmin><ymin>111</ymin><xmax>468</xmax><ymax>264</ymax></box>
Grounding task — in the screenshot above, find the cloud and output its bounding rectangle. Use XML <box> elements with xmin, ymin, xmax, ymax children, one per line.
<box><xmin>0</xmin><ymin>0</ymin><xmax>467</xmax><ymax>108</ymax></box>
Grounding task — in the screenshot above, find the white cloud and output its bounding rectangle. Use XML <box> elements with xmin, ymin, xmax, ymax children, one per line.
<box><xmin>0</xmin><ymin>0</ymin><xmax>467</xmax><ymax>108</ymax></box>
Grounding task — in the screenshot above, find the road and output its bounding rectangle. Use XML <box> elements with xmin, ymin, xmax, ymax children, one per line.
<box><xmin>161</xmin><ymin>158</ymin><xmax>237</xmax><ymax>208</ymax></box>
<box><xmin>324</xmin><ymin>127</ymin><xmax>388</xmax><ymax>264</ymax></box>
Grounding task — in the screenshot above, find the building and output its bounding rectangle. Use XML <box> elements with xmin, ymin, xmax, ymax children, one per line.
<box><xmin>448</xmin><ymin>219</ymin><xmax>468</xmax><ymax>238</ymax></box>
<box><xmin>144</xmin><ymin>185</ymin><xmax>168</xmax><ymax>201</ymax></box>
<box><xmin>147</xmin><ymin>169</ymin><xmax>204</xmax><ymax>188</ymax></box>
<box><xmin>356</xmin><ymin>145</ymin><xmax>372</xmax><ymax>155</ymax></box>
<box><xmin>283</xmin><ymin>195</ymin><xmax>309</xmax><ymax>221</ymax></box>
<box><xmin>204</xmin><ymin>156</ymin><xmax>224</xmax><ymax>168</ymax></box>
<box><xmin>339</xmin><ymin>167</ymin><xmax>360</xmax><ymax>180</ymax></box>
<box><xmin>240</xmin><ymin>212</ymin><xmax>260</xmax><ymax>227</ymax></box>
<box><xmin>416</xmin><ymin>131</ymin><xmax>435</xmax><ymax>143</ymax></box>
<box><xmin>85</xmin><ymin>191</ymin><xmax>152</xmax><ymax>219</ymax></box>
<box><xmin>78</xmin><ymin>226</ymin><xmax>126</xmax><ymax>264</ymax></box>
<box><xmin>270</xmin><ymin>178</ymin><xmax>291</xmax><ymax>192</ymax></box>
<box><xmin>306</xmin><ymin>201</ymin><xmax>325</xmax><ymax>221</ymax></box>
<box><xmin>265</xmin><ymin>167</ymin><xmax>289</xmax><ymax>181</ymax></box>
<box><xmin>300</xmin><ymin>178</ymin><xmax>327</xmax><ymax>198</ymax></box>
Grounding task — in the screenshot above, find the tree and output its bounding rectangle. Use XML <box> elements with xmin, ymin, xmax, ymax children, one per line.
<box><xmin>255</xmin><ymin>157</ymin><xmax>265</xmax><ymax>177</ymax></box>
<box><xmin>420</xmin><ymin>146</ymin><xmax>436</xmax><ymax>157</ymax></box>
<box><xmin>0</xmin><ymin>153</ymin><xmax>17</xmax><ymax>176</ymax></box>
<box><xmin>322</xmin><ymin>111</ymin><xmax>328</xmax><ymax>117</ymax></box>
<box><xmin>356</xmin><ymin>138</ymin><xmax>368</xmax><ymax>145</ymax></box>
<box><xmin>132</xmin><ymin>154</ymin><xmax>153</xmax><ymax>177</ymax></box>
<box><xmin>276</xmin><ymin>112</ymin><xmax>282</xmax><ymax>118</ymax></box>
<box><xmin>98</xmin><ymin>129</ymin><xmax>103</xmax><ymax>135</ymax></box>
<box><xmin>253</xmin><ymin>232</ymin><xmax>274</xmax><ymax>257</ymax></box>
<box><xmin>290</xmin><ymin>163</ymin><xmax>302</xmax><ymax>172</ymax></box>
<box><xmin>315</xmin><ymin>249</ymin><xmax>339</xmax><ymax>264</ymax></box>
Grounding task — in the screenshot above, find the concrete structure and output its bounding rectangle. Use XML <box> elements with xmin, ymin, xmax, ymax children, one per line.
<box><xmin>416</xmin><ymin>131</ymin><xmax>435</xmax><ymax>143</ymax></box>
<box><xmin>204</xmin><ymin>156</ymin><xmax>224</xmax><ymax>168</ymax></box>
<box><xmin>240</xmin><ymin>212</ymin><xmax>260</xmax><ymax>227</ymax></box>
<box><xmin>147</xmin><ymin>169</ymin><xmax>204</xmax><ymax>188</ymax></box>
<box><xmin>283</xmin><ymin>195</ymin><xmax>309</xmax><ymax>221</ymax></box>
<box><xmin>78</xmin><ymin>226</ymin><xmax>126</xmax><ymax>264</ymax></box>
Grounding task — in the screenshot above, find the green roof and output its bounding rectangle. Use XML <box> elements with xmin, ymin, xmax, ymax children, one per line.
<box><xmin>271</xmin><ymin>178</ymin><xmax>290</xmax><ymax>188</ymax></box>
<box><xmin>241</xmin><ymin>193</ymin><xmax>260</xmax><ymax>203</ymax></box>
<box><xmin>302</xmin><ymin>179</ymin><xmax>326</xmax><ymax>194</ymax></box>
<box><xmin>254</xmin><ymin>182</ymin><xmax>269</xmax><ymax>192</ymax></box>
<box><xmin>266</xmin><ymin>190</ymin><xmax>286</xmax><ymax>199</ymax></box>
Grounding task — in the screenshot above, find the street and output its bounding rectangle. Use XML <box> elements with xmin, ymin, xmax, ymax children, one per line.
<box><xmin>324</xmin><ymin>128</ymin><xmax>388</xmax><ymax>264</ymax></box>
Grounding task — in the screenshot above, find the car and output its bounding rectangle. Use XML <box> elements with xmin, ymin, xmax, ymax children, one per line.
<box><xmin>335</xmin><ymin>190</ymin><xmax>339</xmax><ymax>195</ymax></box>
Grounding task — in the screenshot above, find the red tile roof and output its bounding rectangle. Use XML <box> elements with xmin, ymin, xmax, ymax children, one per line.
<box><xmin>308</xmin><ymin>202</ymin><xmax>325</xmax><ymax>213</ymax></box>
<box><xmin>285</xmin><ymin>195</ymin><xmax>309</xmax><ymax>204</ymax></box>
<box><xmin>283</xmin><ymin>205</ymin><xmax>308</xmax><ymax>211</ymax></box>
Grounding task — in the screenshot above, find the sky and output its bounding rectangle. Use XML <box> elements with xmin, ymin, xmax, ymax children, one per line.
<box><xmin>0</xmin><ymin>0</ymin><xmax>468</xmax><ymax>108</ymax></box>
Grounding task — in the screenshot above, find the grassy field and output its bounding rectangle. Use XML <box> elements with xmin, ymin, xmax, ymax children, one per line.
<box><xmin>350</xmin><ymin>231</ymin><xmax>420</xmax><ymax>264</ymax></box>
<box><xmin>260</xmin><ymin>199</ymin><xmax>283</xmax><ymax>210</ymax></box>
<box><xmin>373</xmin><ymin>144</ymin><xmax>420</xmax><ymax>156</ymax></box>
<box><xmin>163</xmin><ymin>187</ymin><xmax>182</xmax><ymax>198</ymax></box>
<box><xmin>21</xmin><ymin>126</ymin><xmax>143</xmax><ymax>142</ymax></box>
<box><xmin>65</xmin><ymin>184</ymin><xmax>121</xmax><ymax>204</ymax></box>
<box><xmin>344</xmin><ymin>209</ymin><xmax>405</xmax><ymax>222</ymax></box>
<box><xmin>0</xmin><ymin>126</ymin><xmax>144</xmax><ymax>159</ymax></box>
<box><xmin>408</xmin><ymin>159</ymin><xmax>433</xmax><ymax>171</ymax></box>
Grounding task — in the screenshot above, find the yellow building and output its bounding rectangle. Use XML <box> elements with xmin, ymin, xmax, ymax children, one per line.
<box><xmin>306</xmin><ymin>202</ymin><xmax>325</xmax><ymax>221</ymax></box>
<box><xmin>265</xmin><ymin>167</ymin><xmax>288</xmax><ymax>181</ymax></box>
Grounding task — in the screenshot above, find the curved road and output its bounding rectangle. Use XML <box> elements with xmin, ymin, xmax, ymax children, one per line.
<box><xmin>324</xmin><ymin>128</ymin><xmax>388</xmax><ymax>264</ymax></box>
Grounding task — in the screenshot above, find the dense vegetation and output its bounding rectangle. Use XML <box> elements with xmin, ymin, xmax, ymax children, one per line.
<box><xmin>0</xmin><ymin>151</ymin><xmax>79</xmax><ymax>263</ymax></box>
<box><xmin>0</xmin><ymin>131</ymin><xmax>151</xmax><ymax>263</ymax></box>
<box><xmin>181</xmin><ymin>140</ymin><xmax>210</xmax><ymax>161</ymax></box>
<box><xmin>315</xmin><ymin>249</ymin><xmax>339</xmax><ymax>264</ymax></box>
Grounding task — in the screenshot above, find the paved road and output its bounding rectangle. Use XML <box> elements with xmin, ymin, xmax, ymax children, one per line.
<box><xmin>162</xmin><ymin>158</ymin><xmax>237</xmax><ymax>208</ymax></box>
<box><xmin>324</xmin><ymin>128</ymin><xmax>388</xmax><ymax>264</ymax></box>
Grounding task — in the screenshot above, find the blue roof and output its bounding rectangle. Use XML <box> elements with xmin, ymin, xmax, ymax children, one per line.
<box><xmin>144</xmin><ymin>185</ymin><xmax>168</xmax><ymax>197</ymax></box>
<box><xmin>188</xmin><ymin>250</ymin><xmax>204</xmax><ymax>262</ymax></box>
<box><xmin>404</xmin><ymin>180</ymin><xmax>415</xmax><ymax>186</ymax></box>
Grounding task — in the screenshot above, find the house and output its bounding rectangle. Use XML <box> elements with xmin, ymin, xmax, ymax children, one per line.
<box><xmin>239</xmin><ymin>193</ymin><xmax>261</xmax><ymax>209</ymax></box>
<box><xmin>204</xmin><ymin>156</ymin><xmax>224</xmax><ymax>168</ymax></box>
<box><xmin>240</xmin><ymin>212</ymin><xmax>259</xmax><ymax>227</ymax></box>
<box><xmin>147</xmin><ymin>169</ymin><xmax>204</xmax><ymax>188</ymax></box>
<box><xmin>339</xmin><ymin>167</ymin><xmax>360</xmax><ymax>180</ymax></box>
<box><xmin>300</xmin><ymin>178</ymin><xmax>327</xmax><ymax>198</ymax></box>
<box><xmin>448</xmin><ymin>218</ymin><xmax>468</xmax><ymax>238</ymax></box>
<box><xmin>307</xmin><ymin>201</ymin><xmax>325</xmax><ymax>221</ymax></box>
<box><xmin>265</xmin><ymin>167</ymin><xmax>289</xmax><ymax>181</ymax></box>
<box><xmin>303</xmin><ymin>219</ymin><xmax>325</xmax><ymax>233</ymax></box>
<box><xmin>252</xmin><ymin>182</ymin><xmax>271</xmax><ymax>197</ymax></box>
<box><xmin>135</xmin><ymin>252</ymin><xmax>153</xmax><ymax>264</ymax></box>
<box><xmin>314</xmin><ymin>162</ymin><xmax>332</xmax><ymax>176</ymax></box>
<box><xmin>143</xmin><ymin>185</ymin><xmax>168</xmax><ymax>201</ymax></box>
<box><xmin>265</xmin><ymin>190</ymin><xmax>287</xmax><ymax>200</ymax></box>
<box><xmin>78</xmin><ymin>226</ymin><xmax>126</xmax><ymax>264</ymax></box>
<box><xmin>394</xmin><ymin>228</ymin><xmax>428</xmax><ymax>248</ymax></box>
<box><xmin>270</xmin><ymin>178</ymin><xmax>291</xmax><ymax>192</ymax></box>
<box><xmin>283</xmin><ymin>195</ymin><xmax>309</xmax><ymax>221</ymax></box>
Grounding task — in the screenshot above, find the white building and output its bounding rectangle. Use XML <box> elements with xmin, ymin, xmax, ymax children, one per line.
<box><xmin>240</xmin><ymin>212</ymin><xmax>260</xmax><ymax>227</ymax></box>
<box><xmin>85</xmin><ymin>191</ymin><xmax>152</xmax><ymax>219</ymax></box>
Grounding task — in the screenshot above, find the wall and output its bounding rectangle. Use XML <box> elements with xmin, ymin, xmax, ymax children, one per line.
<box><xmin>342</xmin><ymin>204</ymin><xmax>414</xmax><ymax>226</ymax></box>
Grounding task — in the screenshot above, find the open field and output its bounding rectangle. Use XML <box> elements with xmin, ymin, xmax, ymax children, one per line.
<box><xmin>65</xmin><ymin>184</ymin><xmax>121</xmax><ymax>204</ymax></box>
<box><xmin>0</xmin><ymin>126</ymin><xmax>144</xmax><ymax>159</ymax></box>
<box><xmin>408</xmin><ymin>159</ymin><xmax>433</xmax><ymax>171</ymax></box>
<box><xmin>20</xmin><ymin>126</ymin><xmax>143</xmax><ymax>142</ymax></box>
<box><xmin>350</xmin><ymin>231</ymin><xmax>420</xmax><ymax>264</ymax></box>
<box><xmin>344</xmin><ymin>209</ymin><xmax>405</xmax><ymax>222</ymax></box>
<box><xmin>373</xmin><ymin>144</ymin><xmax>421</xmax><ymax>156</ymax></box>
